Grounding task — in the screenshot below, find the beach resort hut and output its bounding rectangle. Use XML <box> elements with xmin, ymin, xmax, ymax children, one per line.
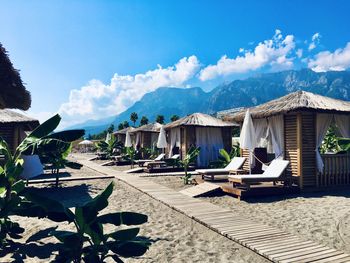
<box><xmin>113</xmin><ymin>127</ymin><xmax>135</xmax><ymax>143</ymax></box>
<box><xmin>163</xmin><ymin>113</ymin><xmax>236</xmax><ymax>167</ymax></box>
<box><xmin>129</xmin><ymin>122</ymin><xmax>162</xmax><ymax>150</ymax></box>
<box><xmin>0</xmin><ymin>109</ymin><xmax>39</xmax><ymax>152</ymax></box>
<box><xmin>223</xmin><ymin>90</ymin><xmax>350</xmax><ymax>189</ymax></box>
<box><xmin>0</xmin><ymin>43</ymin><xmax>31</xmax><ymax>110</ymax></box>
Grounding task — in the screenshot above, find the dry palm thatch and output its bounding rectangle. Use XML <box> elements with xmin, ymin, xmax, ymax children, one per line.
<box><xmin>0</xmin><ymin>43</ymin><xmax>31</xmax><ymax>110</ymax></box>
<box><xmin>130</xmin><ymin>122</ymin><xmax>162</xmax><ymax>133</ymax></box>
<box><xmin>113</xmin><ymin>126</ymin><xmax>135</xmax><ymax>135</ymax></box>
<box><xmin>224</xmin><ymin>90</ymin><xmax>350</xmax><ymax>122</ymax></box>
<box><xmin>164</xmin><ymin>112</ymin><xmax>236</xmax><ymax>129</ymax></box>
<box><xmin>0</xmin><ymin>109</ymin><xmax>39</xmax><ymax>127</ymax></box>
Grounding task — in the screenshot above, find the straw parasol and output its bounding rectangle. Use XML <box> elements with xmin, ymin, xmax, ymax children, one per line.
<box><xmin>0</xmin><ymin>43</ymin><xmax>31</xmax><ymax>110</ymax></box>
<box><xmin>239</xmin><ymin>109</ymin><xmax>256</xmax><ymax>173</ymax></box>
<box><xmin>156</xmin><ymin>126</ymin><xmax>167</xmax><ymax>149</ymax></box>
<box><xmin>125</xmin><ymin>131</ymin><xmax>132</xmax><ymax>147</ymax></box>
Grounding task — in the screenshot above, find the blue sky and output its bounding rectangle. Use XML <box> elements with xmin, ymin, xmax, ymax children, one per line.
<box><xmin>1</xmin><ymin>0</ymin><xmax>350</xmax><ymax>127</ymax></box>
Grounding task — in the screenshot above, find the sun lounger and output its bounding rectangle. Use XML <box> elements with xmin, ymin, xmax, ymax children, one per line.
<box><xmin>196</xmin><ymin>157</ymin><xmax>246</xmax><ymax>181</ymax></box>
<box><xmin>135</xmin><ymin>153</ymin><xmax>166</xmax><ymax>167</ymax></box>
<box><xmin>145</xmin><ymin>154</ymin><xmax>180</xmax><ymax>170</ymax></box>
<box><xmin>228</xmin><ymin>159</ymin><xmax>290</xmax><ymax>189</ymax></box>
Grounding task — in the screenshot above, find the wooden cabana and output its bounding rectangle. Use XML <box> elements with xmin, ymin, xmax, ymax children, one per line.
<box><xmin>129</xmin><ymin>122</ymin><xmax>162</xmax><ymax>150</ymax></box>
<box><xmin>0</xmin><ymin>43</ymin><xmax>31</xmax><ymax>110</ymax></box>
<box><xmin>223</xmin><ymin>90</ymin><xmax>350</xmax><ymax>189</ymax></box>
<box><xmin>163</xmin><ymin>113</ymin><xmax>236</xmax><ymax>167</ymax></box>
<box><xmin>113</xmin><ymin>127</ymin><xmax>135</xmax><ymax>143</ymax></box>
<box><xmin>0</xmin><ymin>109</ymin><xmax>39</xmax><ymax>152</ymax></box>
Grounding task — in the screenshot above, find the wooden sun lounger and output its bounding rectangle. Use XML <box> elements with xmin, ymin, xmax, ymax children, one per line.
<box><xmin>135</xmin><ymin>153</ymin><xmax>166</xmax><ymax>167</ymax></box>
<box><xmin>228</xmin><ymin>159</ymin><xmax>290</xmax><ymax>189</ymax></box>
<box><xmin>144</xmin><ymin>154</ymin><xmax>180</xmax><ymax>172</ymax></box>
<box><xmin>196</xmin><ymin>157</ymin><xmax>246</xmax><ymax>181</ymax></box>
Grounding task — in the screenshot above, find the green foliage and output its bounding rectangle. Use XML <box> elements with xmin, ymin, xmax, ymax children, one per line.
<box><xmin>170</xmin><ymin>115</ymin><xmax>180</xmax><ymax>122</ymax></box>
<box><xmin>25</xmin><ymin>182</ymin><xmax>150</xmax><ymax>262</ymax></box>
<box><xmin>130</xmin><ymin>112</ymin><xmax>138</xmax><ymax>126</ymax></box>
<box><xmin>140</xmin><ymin>116</ymin><xmax>149</xmax><ymax>126</ymax></box>
<box><xmin>155</xmin><ymin>115</ymin><xmax>165</xmax><ymax>124</ymax></box>
<box><xmin>217</xmin><ymin>145</ymin><xmax>240</xmax><ymax>168</ymax></box>
<box><xmin>180</xmin><ymin>147</ymin><xmax>200</xmax><ymax>185</ymax></box>
<box><xmin>90</xmin><ymin>124</ymin><xmax>115</xmax><ymax>140</ymax></box>
<box><xmin>95</xmin><ymin>135</ymin><xmax>123</xmax><ymax>159</ymax></box>
<box><xmin>320</xmin><ymin>125</ymin><xmax>338</xmax><ymax>154</ymax></box>
<box><xmin>126</xmin><ymin>147</ymin><xmax>136</xmax><ymax>168</ymax></box>
<box><xmin>123</xmin><ymin>121</ymin><xmax>130</xmax><ymax>128</ymax></box>
<box><xmin>117</xmin><ymin>123</ymin><xmax>124</xmax><ymax>131</ymax></box>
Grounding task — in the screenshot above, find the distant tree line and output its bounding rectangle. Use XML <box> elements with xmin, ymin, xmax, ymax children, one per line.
<box><xmin>87</xmin><ymin>113</ymin><xmax>181</xmax><ymax>138</ymax></box>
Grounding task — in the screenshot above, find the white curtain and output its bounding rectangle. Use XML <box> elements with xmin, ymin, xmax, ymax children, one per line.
<box><xmin>195</xmin><ymin>127</ymin><xmax>224</xmax><ymax>167</ymax></box>
<box><xmin>253</xmin><ymin>118</ymin><xmax>269</xmax><ymax>147</ymax></box>
<box><xmin>334</xmin><ymin>115</ymin><xmax>350</xmax><ymax>138</ymax></box>
<box><xmin>134</xmin><ymin>133</ymin><xmax>140</xmax><ymax>150</ymax></box>
<box><xmin>151</xmin><ymin>133</ymin><xmax>159</xmax><ymax>150</ymax></box>
<box><xmin>316</xmin><ymin>114</ymin><xmax>333</xmax><ymax>173</ymax></box>
<box><xmin>169</xmin><ymin>128</ymin><xmax>181</xmax><ymax>157</ymax></box>
<box><xmin>267</xmin><ymin>115</ymin><xmax>284</xmax><ymax>159</ymax></box>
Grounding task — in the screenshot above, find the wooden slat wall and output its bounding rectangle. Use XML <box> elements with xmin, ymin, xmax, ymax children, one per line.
<box><xmin>320</xmin><ymin>154</ymin><xmax>350</xmax><ymax>186</ymax></box>
<box><xmin>301</xmin><ymin>112</ymin><xmax>316</xmax><ymax>187</ymax></box>
<box><xmin>0</xmin><ymin>124</ymin><xmax>15</xmax><ymax>152</ymax></box>
<box><xmin>241</xmin><ymin>149</ymin><xmax>250</xmax><ymax>171</ymax></box>
<box><xmin>284</xmin><ymin>114</ymin><xmax>299</xmax><ymax>182</ymax></box>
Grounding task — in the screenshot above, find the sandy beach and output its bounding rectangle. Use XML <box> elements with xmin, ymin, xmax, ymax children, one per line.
<box><xmin>4</xmin><ymin>163</ymin><xmax>267</xmax><ymax>263</ymax></box>
<box><xmin>150</xmin><ymin>174</ymin><xmax>350</xmax><ymax>254</ymax></box>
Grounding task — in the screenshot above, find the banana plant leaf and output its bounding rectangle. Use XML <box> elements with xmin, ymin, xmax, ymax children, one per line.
<box><xmin>28</xmin><ymin>114</ymin><xmax>61</xmax><ymax>138</ymax></box>
<box><xmin>44</xmin><ymin>129</ymin><xmax>85</xmax><ymax>142</ymax></box>
<box><xmin>98</xmin><ymin>212</ymin><xmax>148</xmax><ymax>226</ymax></box>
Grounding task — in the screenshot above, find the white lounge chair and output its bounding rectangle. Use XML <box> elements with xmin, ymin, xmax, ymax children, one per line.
<box><xmin>145</xmin><ymin>154</ymin><xmax>180</xmax><ymax>170</ymax></box>
<box><xmin>228</xmin><ymin>159</ymin><xmax>290</xmax><ymax>189</ymax></box>
<box><xmin>135</xmin><ymin>153</ymin><xmax>166</xmax><ymax>166</ymax></box>
<box><xmin>196</xmin><ymin>157</ymin><xmax>246</xmax><ymax>181</ymax></box>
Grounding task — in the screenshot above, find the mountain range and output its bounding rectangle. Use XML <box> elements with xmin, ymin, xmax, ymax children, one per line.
<box><xmin>70</xmin><ymin>68</ymin><xmax>350</xmax><ymax>135</ymax></box>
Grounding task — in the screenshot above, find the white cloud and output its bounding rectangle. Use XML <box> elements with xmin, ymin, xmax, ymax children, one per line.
<box><xmin>296</xmin><ymin>49</ymin><xmax>303</xmax><ymax>58</ymax></box>
<box><xmin>308</xmin><ymin>42</ymin><xmax>350</xmax><ymax>72</ymax></box>
<box><xmin>308</xmin><ymin>32</ymin><xmax>321</xmax><ymax>51</ymax></box>
<box><xmin>57</xmin><ymin>56</ymin><xmax>200</xmax><ymax>128</ymax></box>
<box><xmin>199</xmin><ymin>30</ymin><xmax>296</xmax><ymax>81</ymax></box>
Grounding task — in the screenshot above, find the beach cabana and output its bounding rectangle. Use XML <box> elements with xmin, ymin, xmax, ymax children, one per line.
<box><xmin>0</xmin><ymin>43</ymin><xmax>31</xmax><ymax>110</ymax></box>
<box><xmin>113</xmin><ymin>127</ymin><xmax>135</xmax><ymax>143</ymax></box>
<box><xmin>0</xmin><ymin>109</ymin><xmax>39</xmax><ymax>152</ymax></box>
<box><xmin>223</xmin><ymin>90</ymin><xmax>350</xmax><ymax>189</ymax></box>
<box><xmin>129</xmin><ymin>122</ymin><xmax>162</xmax><ymax>150</ymax></box>
<box><xmin>163</xmin><ymin>113</ymin><xmax>236</xmax><ymax>167</ymax></box>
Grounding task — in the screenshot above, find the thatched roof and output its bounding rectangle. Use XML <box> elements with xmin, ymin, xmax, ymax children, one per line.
<box><xmin>113</xmin><ymin>126</ymin><xmax>135</xmax><ymax>135</ymax></box>
<box><xmin>0</xmin><ymin>43</ymin><xmax>31</xmax><ymax>110</ymax></box>
<box><xmin>224</xmin><ymin>90</ymin><xmax>350</xmax><ymax>122</ymax></box>
<box><xmin>0</xmin><ymin>109</ymin><xmax>39</xmax><ymax>127</ymax></box>
<box><xmin>130</xmin><ymin>122</ymin><xmax>162</xmax><ymax>133</ymax></box>
<box><xmin>164</xmin><ymin>112</ymin><xmax>236</xmax><ymax>129</ymax></box>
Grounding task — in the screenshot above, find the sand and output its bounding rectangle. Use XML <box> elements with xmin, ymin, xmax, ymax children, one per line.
<box><xmin>150</xmin><ymin>174</ymin><xmax>350</xmax><ymax>254</ymax></box>
<box><xmin>3</xmin><ymin>165</ymin><xmax>267</xmax><ymax>263</ymax></box>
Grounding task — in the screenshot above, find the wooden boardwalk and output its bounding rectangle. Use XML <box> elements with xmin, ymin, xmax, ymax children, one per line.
<box><xmin>79</xmin><ymin>158</ymin><xmax>350</xmax><ymax>263</ymax></box>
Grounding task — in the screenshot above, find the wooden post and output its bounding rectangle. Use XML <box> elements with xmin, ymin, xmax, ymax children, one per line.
<box><xmin>297</xmin><ymin>113</ymin><xmax>303</xmax><ymax>189</ymax></box>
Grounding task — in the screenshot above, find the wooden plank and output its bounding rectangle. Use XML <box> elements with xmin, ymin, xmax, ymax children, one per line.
<box><xmin>310</xmin><ymin>254</ymin><xmax>350</xmax><ymax>263</ymax></box>
<box><xmin>269</xmin><ymin>244</ymin><xmax>325</xmax><ymax>258</ymax></box>
<box><xmin>280</xmin><ymin>249</ymin><xmax>341</xmax><ymax>263</ymax></box>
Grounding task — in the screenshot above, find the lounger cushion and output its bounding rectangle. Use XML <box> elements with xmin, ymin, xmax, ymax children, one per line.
<box><xmin>196</xmin><ymin>157</ymin><xmax>246</xmax><ymax>175</ymax></box>
<box><xmin>228</xmin><ymin>159</ymin><xmax>289</xmax><ymax>181</ymax></box>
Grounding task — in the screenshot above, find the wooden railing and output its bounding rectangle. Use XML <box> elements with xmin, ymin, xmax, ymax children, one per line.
<box><xmin>318</xmin><ymin>154</ymin><xmax>350</xmax><ymax>187</ymax></box>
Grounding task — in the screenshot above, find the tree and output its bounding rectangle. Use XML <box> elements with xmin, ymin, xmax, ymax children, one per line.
<box><xmin>170</xmin><ymin>115</ymin><xmax>180</xmax><ymax>122</ymax></box>
<box><xmin>140</xmin><ymin>116</ymin><xmax>149</xmax><ymax>126</ymax></box>
<box><xmin>130</xmin><ymin>112</ymin><xmax>138</xmax><ymax>127</ymax></box>
<box><xmin>156</xmin><ymin>115</ymin><xmax>165</xmax><ymax>124</ymax></box>
<box><xmin>123</xmin><ymin>121</ymin><xmax>130</xmax><ymax>128</ymax></box>
<box><xmin>118</xmin><ymin>123</ymin><xmax>124</xmax><ymax>130</ymax></box>
<box><xmin>107</xmin><ymin>124</ymin><xmax>114</xmax><ymax>134</ymax></box>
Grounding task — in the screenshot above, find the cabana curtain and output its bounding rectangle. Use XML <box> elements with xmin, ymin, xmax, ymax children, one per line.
<box><xmin>169</xmin><ymin>128</ymin><xmax>181</xmax><ymax>157</ymax></box>
<box><xmin>134</xmin><ymin>133</ymin><xmax>140</xmax><ymax>150</ymax></box>
<box><xmin>334</xmin><ymin>115</ymin><xmax>350</xmax><ymax>138</ymax></box>
<box><xmin>253</xmin><ymin>119</ymin><xmax>269</xmax><ymax>147</ymax></box>
<box><xmin>196</xmin><ymin>127</ymin><xmax>224</xmax><ymax>167</ymax></box>
<box><xmin>151</xmin><ymin>133</ymin><xmax>159</xmax><ymax>150</ymax></box>
<box><xmin>267</xmin><ymin>115</ymin><xmax>284</xmax><ymax>159</ymax></box>
<box><xmin>316</xmin><ymin>114</ymin><xmax>333</xmax><ymax>173</ymax></box>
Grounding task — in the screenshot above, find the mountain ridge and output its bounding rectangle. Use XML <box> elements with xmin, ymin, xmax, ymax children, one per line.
<box><xmin>69</xmin><ymin>68</ymin><xmax>350</xmax><ymax>135</ymax></box>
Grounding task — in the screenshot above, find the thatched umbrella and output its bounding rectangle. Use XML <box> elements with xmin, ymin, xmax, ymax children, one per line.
<box><xmin>0</xmin><ymin>43</ymin><xmax>31</xmax><ymax>110</ymax></box>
